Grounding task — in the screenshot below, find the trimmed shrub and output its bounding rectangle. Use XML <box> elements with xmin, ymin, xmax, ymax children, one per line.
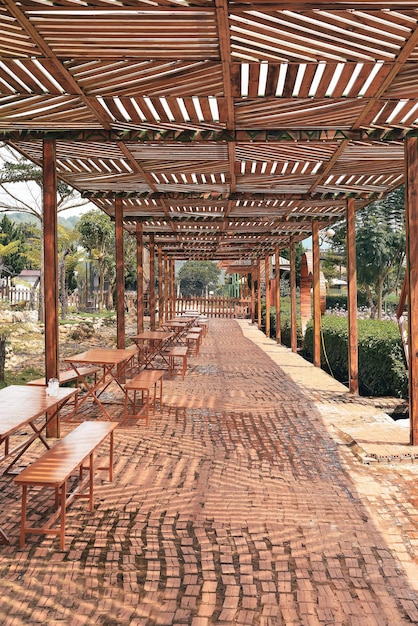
<box><xmin>260</xmin><ymin>300</ymin><xmax>303</xmax><ymax>348</ymax></box>
<box><xmin>303</xmin><ymin>316</ymin><xmax>408</xmax><ymax>398</ymax></box>
<box><xmin>326</xmin><ymin>291</ymin><xmax>368</xmax><ymax>310</ymax></box>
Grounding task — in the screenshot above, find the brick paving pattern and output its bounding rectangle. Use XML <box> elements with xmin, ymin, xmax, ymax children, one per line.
<box><xmin>1</xmin><ymin>318</ymin><xmax>418</xmax><ymax>625</ymax></box>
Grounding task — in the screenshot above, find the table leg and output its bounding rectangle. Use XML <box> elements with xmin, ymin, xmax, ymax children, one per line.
<box><xmin>64</xmin><ymin>365</ymin><xmax>114</xmax><ymax>421</ymax></box>
<box><xmin>2</xmin><ymin>397</ymin><xmax>73</xmax><ymax>475</ymax></box>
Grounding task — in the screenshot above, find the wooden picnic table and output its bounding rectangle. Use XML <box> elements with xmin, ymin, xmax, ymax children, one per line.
<box><xmin>160</xmin><ymin>321</ymin><xmax>189</xmax><ymax>344</ymax></box>
<box><xmin>130</xmin><ymin>331</ymin><xmax>173</xmax><ymax>369</ymax></box>
<box><xmin>0</xmin><ymin>384</ymin><xmax>77</xmax><ymax>545</ymax></box>
<box><xmin>64</xmin><ymin>347</ymin><xmax>135</xmax><ymax>421</ymax></box>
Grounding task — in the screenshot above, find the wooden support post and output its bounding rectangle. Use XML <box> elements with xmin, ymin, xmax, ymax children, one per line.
<box><xmin>290</xmin><ymin>238</ymin><xmax>297</xmax><ymax>353</ymax></box>
<box><xmin>158</xmin><ymin>245</ymin><xmax>164</xmax><ymax>326</ymax></box>
<box><xmin>251</xmin><ymin>260</ymin><xmax>256</xmax><ymax>324</ymax></box>
<box><xmin>257</xmin><ymin>259</ymin><xmax>262</xmax><ymax>330</ymax></box>
<box><xmin>136</xmin><ymin>223</ymin><xmax>144</xmax><ymax>334</ymax></box>
<box><xmin>405</xmin><ymin>136</ymin><xmax>418</xmax><ymax>445</ymax></box>
<box><xmin>265</xmin><ymin>253</ymin><xmax>270</xmax><ymax>338</ymax></box>
<box><xmin>149</xmin><ymin>234</ymin><xmax>156</xmax><ymax>331</ymax></box>
<box><xmin>312</xmin><ymin>221</ymin><xmax>321</xmax><ymax>367</ymax></box>
<box><xmin>164</xmin><ymin>255</ymin><xmax>170</xmax><ymax>319</ymax></box>
<box><xmin>43</xmin><ymin>138</ymin><xmax>60</xmax><ymax>438</ymax></box>
<box><xmin>275</xmin><ymin>244</ymin><xmax>281</xmax><ymax>344</ymax></box>
<box><xmin>170</xmin><ymin>259</ymin><xmax>176</xmax><ymax>318</ymax></box>
<box><xmin>346</xmin><ymin>197</ymin><xmax>359</xmax><ymax>394</ymax></box>
<box><xmin>115</xmin><ymin>197</ymin><xmax>125</xmax><ymax>351</ymax></box>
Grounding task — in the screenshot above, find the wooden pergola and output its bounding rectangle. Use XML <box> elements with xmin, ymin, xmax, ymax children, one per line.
<box><xmin>1</xmin><ymin>0</ymin><xmax>418</xmax><ymax>442</ymax></box>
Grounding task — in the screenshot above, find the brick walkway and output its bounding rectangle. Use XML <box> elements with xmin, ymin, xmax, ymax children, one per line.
<box><xmin>1</xmin><ymin>318</ymin><xmax>418</xmax><ymax>625</ymax></box>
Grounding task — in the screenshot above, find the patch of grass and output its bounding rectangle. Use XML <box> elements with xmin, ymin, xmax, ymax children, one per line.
<box><xmin>2</xmin><ymin>366</ymin><xmax>44</xmax><ymax>387</ymax></box>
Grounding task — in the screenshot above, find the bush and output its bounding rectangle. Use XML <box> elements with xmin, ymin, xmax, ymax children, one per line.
<box><xmin>260</xmin><ymin>303</ymin><xmax>303</xmax><ymax>348</ymax></box>
<box><xmin>279</xmin><ymin>314</ymin><xmax>303</xmax><ymax>348</ymax></box>
<box><xmin>303</xmin><ymin>316</ymin><xmax>408</xmax><ymax>398</ymax></box>
<box><xmin>326</xmin><ymin>291</ymin><xmax>368</xmax><ymax>310</ymax></box>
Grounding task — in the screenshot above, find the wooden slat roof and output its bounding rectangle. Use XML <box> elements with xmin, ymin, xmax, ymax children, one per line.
<box><xmin>0</xmin><ymin>0</ymin><xmax>417</xmax><ymax>259</ymax></box>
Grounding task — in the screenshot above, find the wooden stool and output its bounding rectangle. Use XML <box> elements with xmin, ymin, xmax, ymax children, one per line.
<box><xmin>168</xmin><ymin>346</ymin><xmax>188</xmax><ymax>379</ymax></box>
<box><xmin>186</xmin><ymin>332</ymin><xmax>201</xmax><ymax>356</ymax></box>
<box><xmin>124</xmin><ymin>369</ymin><xmax>164</xmax><ymax>425</ymax></box>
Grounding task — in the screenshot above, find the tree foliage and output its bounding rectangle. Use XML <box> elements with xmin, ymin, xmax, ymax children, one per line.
<box><xmin>0</xmin><ymin>215</ymin><xmax>26</xmax><ymax>277</ymax></box>
<box><xmin>178</xmin><ymin>261</ymin><xmax>221</xmax><ymax>297</ymax></box>
<box><xmin>326</xmin><ymin>187</ymin><xmax>405</xmax><ymax>319</ymax></box>
<box><xmin>77</xmin><ymin>210</ymin><xmax>114</xmax><ymax>312</ymax></box>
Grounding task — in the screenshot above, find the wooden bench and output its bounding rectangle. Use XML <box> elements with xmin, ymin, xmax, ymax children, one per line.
<box><xmin>124</xmin><ymin>369</ymin><xmax>164</xmax><ymax>426</ymax></box>
<box><xmin>167</xmin><ymin>346</ymin><xmax>188</xmax><ymax>379</ymax></box>
<box><xmin>27</xmin><ymin>366</ymin><xmax>101</xmax><ymax>407</ymax></box>
<box><xmin>14</xmin><ymin>421</ymin><xmax>117</xmax><ymax>550</ymax></box>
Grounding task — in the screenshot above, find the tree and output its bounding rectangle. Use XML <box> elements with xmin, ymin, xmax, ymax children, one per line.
<box><xmin>178</xmin><ymin>261</ymin><xmax>221</xmax><ymax>297</ymax></box>
<box><xmin>57</xmin><ymin>224</ymin><xmax>81</xmax><ymax>318</ymax></box>
<box><xmin>327</xmin><ymin>187</ymin><xmax>406</xmax><ymax>319</ymax></box>
<box><xmin>280</xmin><ymin>241</ymin><xmax>305</xmax><ymax>287</ymax></box>
<box><xmin>77</xmin><ymin>210</ymin><xmax>116</xmax><ymax>312</ymax></box>
<box><xmin>0</xmin><ymin>146</ymin><xmax>88</xmax><ymax>220</ymax></box>
<box><xmin>0</xmin><ymin>215</ymin><xmax>26</xmax><ymax>279</ymax></box>
<box><xmin>0</xmin><ymin>145</ymin><xmax>90</xmax><ymax>320</ymax></box>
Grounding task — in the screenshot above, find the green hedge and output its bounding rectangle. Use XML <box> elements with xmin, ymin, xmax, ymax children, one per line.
<box><xmin>326</xmin><ymin>292</ymin><xmax>368</xmax><ymax>310</ymax></box>
<box><xmin>303</xmin><ymin>316</ymin><xmax>408</xmax><ymax>398</ymax></box>
<box><xmin>260</xmin><ymin>301</ymin><xmax>303</xmax><ymax>348</ymax></box>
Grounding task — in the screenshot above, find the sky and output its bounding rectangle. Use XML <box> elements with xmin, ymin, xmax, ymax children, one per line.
<box><xmin>0</xmin><ymin>143</ymin><xmax>92</xmax><ymax>219</ymax></box>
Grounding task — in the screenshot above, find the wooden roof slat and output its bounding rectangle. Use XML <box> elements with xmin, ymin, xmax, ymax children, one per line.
<box><xmin>296</xmin><ymin>63</ymin><xmax>319</xmax><ymax>98</ymax></box>
<box><xmin>247</xmin><ymin>63</ymin><xmax>261</xmax><ymax>98</ymax></box>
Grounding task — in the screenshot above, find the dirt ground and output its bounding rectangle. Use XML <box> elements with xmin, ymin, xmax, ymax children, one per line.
<box><xmin>4</xmin><ymin>310</ymin><xmax>141</xmax><ymax>381</ymax></box>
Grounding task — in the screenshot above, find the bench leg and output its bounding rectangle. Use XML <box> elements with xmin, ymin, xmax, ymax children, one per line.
<box><xmin>145</xmin><ymin>390</ymin><xmax>150</xmax><ymax>426</ymax></box>
<box><xmin>88</xmin><ymin>453</ymin><xmax>94</xmax><ymax>512</ymax></box>
<box><xmin>60</xmin><ymin>480</ymin><xmax>67</xmax><ymax>551</ymax></box>
<box><xmin>20</xmin><ymin>485</ymin><xmax>28</xmax><ymax>548</ymax></box>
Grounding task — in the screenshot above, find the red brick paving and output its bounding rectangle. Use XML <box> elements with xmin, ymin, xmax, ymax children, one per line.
<box><xmin>1</xmin><ymin>318</ymin><xmax>418</xmax><ymax>625</ymax></box>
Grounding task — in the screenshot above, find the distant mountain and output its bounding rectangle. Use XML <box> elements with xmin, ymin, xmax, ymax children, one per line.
<box><xmin>6</xmin><ymin>212</ymin><xmax>80</xmax><ymax>229</ymax></box>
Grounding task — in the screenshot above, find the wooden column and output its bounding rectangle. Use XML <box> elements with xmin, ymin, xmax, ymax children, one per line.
<box><xmin>115</xmin><ymin>197</ymin><xmax>125</xmax><ymax>351</ymax></box>
<box><xmin>275</xmin><ymin>244</ymin><xmax>281</xmax><ymax>344</ymax></box>
<box><xmin>265</xmin><ymin>253</ymin><xmax>271</xmax><ymax>338</ymax></box>
<box><xmin>346</xmin><ymin>197</ymin><xmax>359</xmax><ymax>394</ymax></box>
<box><xmin>136</xmin><ymin>223</ymin><xmax>144</xmax><ymax>334</ymax></box>
<box><xmin>257</xmin><ymin>259</ymin><xmax>262</xmax><ymax>330</ymax></box>
<box><xmin>43</xmin><ymin>138</ymin><xmax>60</xmax><ymax>438</ymax></box>
<box><xmin>405</xmin><ymin>136</ymin><xmax>418</xmax><ymax>444</ymax></box>
<box><xmin>312</xmin><ymin>221</ymin><xmax>321</xmax><ymax>367</ymax></box>
<box><xmin>170</xmin><ymin>259</ymin><xmax>176</xmax><ymax>318</ymax></box>
<box><xmin>164</xmin><ymin>255</ymin><xmax>170</xmax><ymax>319</ymax></box>
<box><xmin>251</xmin><ymin>260</ymin><xmax>256</xmax><ymax>324</ymax></box>
<box><xmin>290</xmin><ymin>238</ymin><xmax>297</xmax><ymax>353</ymax></box>
<box><xmin>158</xmin><ymin>245</ymin><xmax>164</xmax><ymax>326</ymax></box>
<box><xmin>149</xmin><ymin>234</ymin><xmax>156</xmax><ymax>330</ymax></box>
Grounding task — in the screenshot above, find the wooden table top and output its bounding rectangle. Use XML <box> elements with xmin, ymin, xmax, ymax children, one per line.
<box><xmin>131</xmin><ymin>331</ymin><xmax>173</xmax><ymax>342</ymax></box>
<box><xmin>0</xmin><ymin>385</ymin><xmax>76</xmax><ymax>437</ymax></box>
<box><xmin>64</xmin><ymin>347</ymin><xmax>136</xmax><ymax>366</ymax></box>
